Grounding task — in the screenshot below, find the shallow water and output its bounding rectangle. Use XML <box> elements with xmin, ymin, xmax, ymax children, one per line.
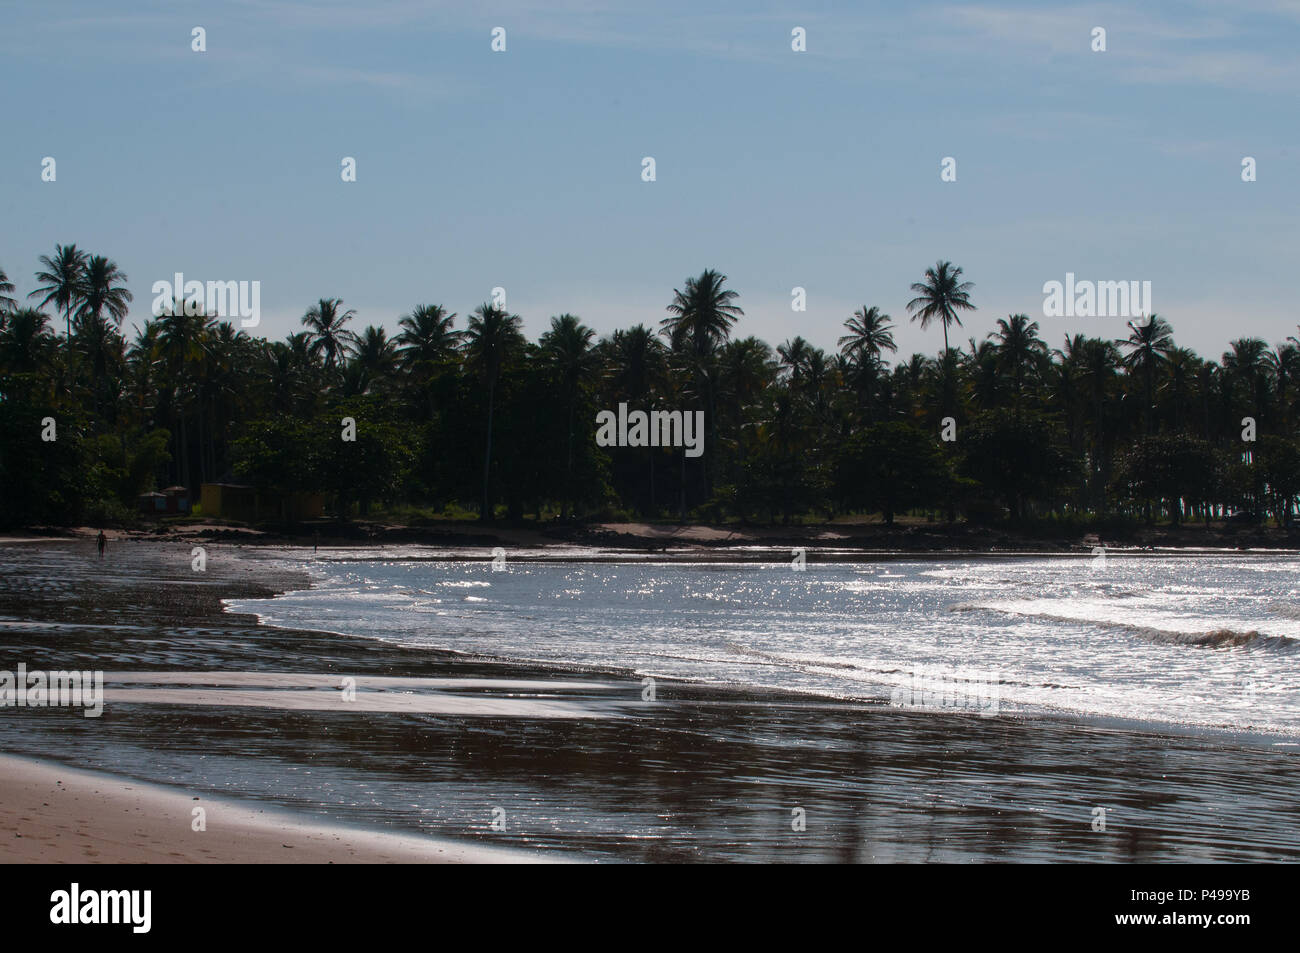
<box><xmin>3</xmin><ymin>541</ymin><xmax>1299</xmax><ymax>862</ymax></box>
<box><xmin>231</xmin><ymin>554</ymin><xmax>1300</xmax><ymax>738</ymax></box>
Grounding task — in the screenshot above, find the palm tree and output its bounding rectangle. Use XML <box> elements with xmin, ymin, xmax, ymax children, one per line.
<box><xmin>661</xmin><ymin>269</ymin><xmax>743</xmax><ymax>498</ymax></box>
<box><xmin>777</xmin><ymin>336</ymin><xmax>812</xmax><ymax>386</ymax></box>
<box><xmin>1117</xmin><ymin>314</ymin><xmax>1174</xmax><ymax>434</ymax></box>
<box><xmin>605</xmin><ymin>324</ymin><xmax>666</xmax><ymax>402</ymax></box>
<box><xmin>29</xmin><ymin>244</ymin><xmax>88</xmax><ymax>339</ymax></box>
<box><xmin>660</xmin><ymin>269</ymin><xmax>743</xmax><ymax>358</ymax></box>
<box><xmin>463</xmin><ymin>303</ymin><xmax>525</xmax><ymax>520</ymax></box>
<box><xmin>158</xmin><ymin>301</ymin><xmax>217</xmax><ymax>490</ymax></box>
<box><xmin>539</xmin><ymin>314</ymin><xmax>598</xmax><ymax>518</ymax></box>
<box><xmin>1080</xmin><ymin>337</ymin><xmax>1120</xmax><ymax>509</ymax></box>
<box><xmin>349</xmin><ymin>325</ymin><xmax>399</xmax><ymax>393</ymax></box>
<box><xmin>397</xmin><ymin>304</ymin><xmax>461</xmax><ymax>420</ymax></box>
<box><xmin>396</xmin><ymin>304</ymin><xmax>460</xmax><ymax>367</ymax></box>
<box><xmin>0</xmin><ymin>308</ymin><xmax>53</xmax><ymax>374</ymax></box>
<box><xmin>1223</xmin><ymin>338</ymin><xmax>1270</xmax><ymax>429</ymax></box>
<box><xmin>604</xmin><ymin>325</ymin><xmax>670</xmax><ymax>513</ymax></box>
<box><xmin>1266</xmin><ymin>343</ymin><xmax>1300</xmax><ymax>430</ymax></box>
<box><xmin>300</xmin><ymin>298</ymin><xmax>357</xmax><ymax>371</ymax></box>
<box><xmin>1164</xmin><ymin>346</ymin><xmax>1203</xmax><ymax>435</ymax></box>
<box><xmin>966</xmin><ymin>337</ymin><xmax>1002</xmax><ymax>412</ymax></box>
<box><xmin>0</xmin><ymin>266</ymin><xmax>16</xmax><ymax>312</ymax></box>
<box><xmin>76</xmin><ymin>255</ymin><xmax>133</xmax><ymax>328</ymax></box>
<box><xmin>906</xmin><ymin>260</ymin><xmax>976</xmax><ymax>396</ymax></box>
<box><xmin>992</xmin><ymin>313</ymin><xmax>1047</xmax><ymax>417</ymax></box>
<box><xmin>838</xmin><ymin>306</ymin><xmax>896</xmax><ymax>421</ymax></box>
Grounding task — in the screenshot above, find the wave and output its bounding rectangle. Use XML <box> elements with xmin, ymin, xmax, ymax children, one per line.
<box><xmin>951</xmin><ymin>602</ymin><xmax>1297</xmax><ymax>650</ymax></box>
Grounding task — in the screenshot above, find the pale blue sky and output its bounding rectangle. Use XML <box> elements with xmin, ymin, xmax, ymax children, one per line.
<box><xmin>2</xmin><ymin>0</ymin><xmax>1297</xmax><ymax>360</ymax></box>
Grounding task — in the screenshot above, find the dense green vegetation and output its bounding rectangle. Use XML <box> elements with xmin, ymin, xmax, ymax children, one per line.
<box><xmin>2</xmin><ymin>247</ymin><xmax>1298</xmax><ymax>530</ymax></box>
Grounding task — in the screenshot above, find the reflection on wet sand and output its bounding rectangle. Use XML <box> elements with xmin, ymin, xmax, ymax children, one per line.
<box><xmin>2</xmin><ymin>541</ymin><xmax>1298</xmax><ymax>862</ymax></box>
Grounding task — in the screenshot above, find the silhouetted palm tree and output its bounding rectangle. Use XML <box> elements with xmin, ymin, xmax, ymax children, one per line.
<box><xmin>0</xmin><ymin>266</ymin><xmax>16</xmax><ymax>312</ymax></box>
<box><xmin>301</xmin><ymin>298</ymin><xmax>357</xmax><ymax>371</ymax></box>
<box><xmin>838</xmin><ymin>306</ymin><xmax>896</xmax><ymax>421</ymax></box>
<box><xmin>661</xmin><ymin>269</ymin><xmax>743</xmax><ymax>358</ymax></box>
<box><xmin>29</xmin><ymin>244</ymin><xmax>87</xmax><ymax>339</ymax></box>
<box><xmin>661</xmin><ymin>269</ymin><xmax>743</xmax><ymax>499</ymax></box>
<box><xmin>464</xmin><ymin>303</ymin><xmax>525</xmax><ymax>520</ymax></box>
<box><xmin>1223</xmin><ymin>337</ymin><xmax>1270</xmax><ymax>427</ymax></box>
<box><xmin>1081</xmin><ymin>337</ymin><xmax>1121</xmax><ymax>509</ymax></box>
<box><xmin>0</xmin><ymin>308</ymin><xmax>53</xmax><ymax>374</ymax></box>
<box><xmin>540</xmin><ymin>313</ymin><xmax>598</xmax><ymax>518</ymax></box>
<box><xmin>76</xmin><ymin>255</ymin><xmax>133</xmax><ymax>328</ymax></box>
<box><xmin>992</xmin><ymin>313</ymin><xmax>1047</xmax><ymax>418</ymax></box>
<box><xmin>906</xmin><ymin>260</ymin><xmax>976</xmax><ymax>363</ymax></box>
<box><xmin>354</xmin><ymin>325</ymin><xmax>398</xmax><ymax>375</ymax></box>
<box><xmin>1118</xmin><ymin>315</ymin><xmax>1174</xmax><ymax>434</ymax></box>
<box><xmin>777</xmin><ymin>336</ymin><xmax>812</xmax><ymax>385</ymax></box>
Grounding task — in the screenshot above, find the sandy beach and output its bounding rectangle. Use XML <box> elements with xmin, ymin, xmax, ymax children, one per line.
<box><xmin>3</xmin><ymin>538</ymin><xmax>1300</xmax><ymax>863</ymax></box>
<box><xmin>0</xmin><ymin>753</ymin><xmax>551</xmax><ymax>863</ymax></box>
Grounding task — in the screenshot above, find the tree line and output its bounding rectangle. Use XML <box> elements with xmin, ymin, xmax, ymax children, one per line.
<box><xmin>3</xmin><ymin>246</ymin><xmax>1299</xmax><ymax>530</ymax></box>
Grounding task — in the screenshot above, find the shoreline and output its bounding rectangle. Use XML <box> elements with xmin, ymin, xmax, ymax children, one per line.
<box><xmin>3</xmin><ymin>538</ymin><xmax>1299</xmax><ymax>862</ymax></box>
<box><xmin>8</xmin><ymin>516</ymin><xmax>1300</xmax><ymax>558</ymax></box>
<box><xmin>0</xmin><ymin>753</ymin><xmax>557</xmax><ymax>864</ymax></box>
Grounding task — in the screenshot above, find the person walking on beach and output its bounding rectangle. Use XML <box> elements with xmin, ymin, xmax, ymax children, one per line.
<box><xmin>96</xmin><ymin>530</ymin><xmax>107</xmax><ymax>558</ymax></box>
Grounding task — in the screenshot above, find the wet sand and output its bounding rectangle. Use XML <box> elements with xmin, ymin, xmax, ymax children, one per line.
<box><xmin>0</xmin><ymin>753</ymin><xmax>551</xmax><ymax>863</ymax></box>
<box><xmin>2</xmin><ymin>539</ymin><xmax>1299</xmax><ymax>862</ymax></box>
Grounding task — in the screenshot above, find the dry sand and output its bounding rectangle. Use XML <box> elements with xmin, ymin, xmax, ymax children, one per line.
<box><xmin>0</xmin><ymin>753</ymin><xmax>556</xmax><ymax>864</ymax></box>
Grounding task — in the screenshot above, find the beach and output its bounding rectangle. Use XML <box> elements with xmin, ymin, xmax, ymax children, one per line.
<box><xmin>0</xmin><ymin>753</ymin><xmax>548</xmax><ymax>863</ymax></box>
<box><xmin>2</xmin><ymin>536</ymin><xmax>1299</xmax><ymax>863</ymax></box>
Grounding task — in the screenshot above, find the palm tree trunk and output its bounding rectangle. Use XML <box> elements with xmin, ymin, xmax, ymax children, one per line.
<box><xmin>679</xmin><ymin>447</ymin><xmax>686</xmax><ymax>522</ymax></box>
<box><xmin>564</xmin><ymin>397</ymin><xmax>574</xmax><ymax>519</ymax></box>
<box><xmin>481</xmin><ymin>375</ymin><xmax>496</xmax><ymax>521</ymax></box>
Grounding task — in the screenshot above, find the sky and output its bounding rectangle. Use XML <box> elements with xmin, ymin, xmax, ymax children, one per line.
<box><xmin>1</xmin><ymin>0</ymin><xmax>1298</xmax><ymax>362</ymax></box>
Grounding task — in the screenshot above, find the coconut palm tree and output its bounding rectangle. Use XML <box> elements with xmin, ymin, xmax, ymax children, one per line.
<box><xmin>838</xmin><ymin>306</ymin><xmax>896</xmax><ymax>421</ymax></box>
<box><xmin>660</xmin><ymin>269</ymin><xmax>743</xmax><ymax>358</ymax></box>
<box><xmin>1266</xmin><ymin>343</ymin><xmax>1300</xmax><ymax>431</ymax></box>
<box><xmin>661</xmin><ymin>269</ymin><xmax>743</xmax><ymax>498</ymax></box>
<box><xmin>906</xmin><ymin>260</ymin><xmax>976</xmax><ymax>373</ymax></box>
<box><xmin>1117</xmin><ymin>314</ymin><xmax>1174</xmax><ymax>434</ymax></box>
<box><xmin>300</xmin><ymin>298</ymin><xmax>357</xmax><ymax>371</ymax></box>
<box><xmin>604</xmin><ymin>324</ymin><xmax>670</xmax><ymax>513</ymax></box>
<box><xmin>992</xmin><ymin>314</ymin><xmax>1047</xmax><ymax>418</ymax></box>
<box><xmin>1223</xmin><ymin>337</ymin><xmax>1270</xmax><ymax>429</ymax></box>
<box><xmin>396</xmin><ymin>304</ymin><xmax>461</xmax><ymax>420</ymax></box>
<box><xmin>777</xmin><ymin>336</ymin><xmax>812</xmax><ymax>385</ymax></box>
<box><xmin>76</xmin><ymin>255</ymin><xmax>133</xmax><ymax>328</ymax></box>
<box><xmin>463</xmin><ymin>303</ymin><xmax>525</xmax><ymax>520</ymax></box>
<box><xmin>1164</xmin><ymin>346</ymin><xmax>1203</xmax><ymax>434</ymax></box>
<box><xmin>965</xmin><ymin>337</ymin><xmax>1002</xmax><ymax>412</ymax></box>
<box><xmin>348</xmin><ymin>325</ymin><xmax>399</xmax><ymax>394</ymax></box>
<box><xmin>0</xmin><ymin>266</ymin><xmax>16</xmax><ymax>312</ymax></box>
<box><xmin>158</xmin><ymin>302</ymin><xmax>217</xmax><ymax>490</ymax></box>
<box><xmin>539</xmin><ymin>314</ymin><xmax>598</xmax><ymax>518</ymax></box>
<box><xmin>605</xmin><ymin>324</ymin><xmax>666</xmax><ymax>403</ymax></box>
<box><xmin>0</xmin><ymin>308</ymin><xmax>53</xmax><ymax>374</ymax></box>
<box><xmin>29</xmin><ymin>244</ymin><xmax>87</xmax><ymax>339</ymax></box>
<box><xmin>1080</xmin><ymin>337</ymin><xmax>1120</xmax><ymax>509</ymax></box>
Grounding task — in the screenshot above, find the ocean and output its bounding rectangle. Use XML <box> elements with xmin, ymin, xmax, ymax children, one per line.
<box><xmin>229</xmin><ymin>552</ymin><xmax>1300</xmax><ymax>739</ymax></box>
<box><xmin>4</xmin><ymin>541</ymin><xmax>1300</xmax><ymax>861</ymax></box>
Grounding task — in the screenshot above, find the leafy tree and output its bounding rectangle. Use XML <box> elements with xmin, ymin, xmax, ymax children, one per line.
<box><xmin>835</xmin><ymin>423</ymin><xmax>949</xmax><ymax>525</ymax></box>
<box><xmin>960</xmin><ymin>411</ymin><xmax>1077</xmax><ymax>520</ymax></box>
